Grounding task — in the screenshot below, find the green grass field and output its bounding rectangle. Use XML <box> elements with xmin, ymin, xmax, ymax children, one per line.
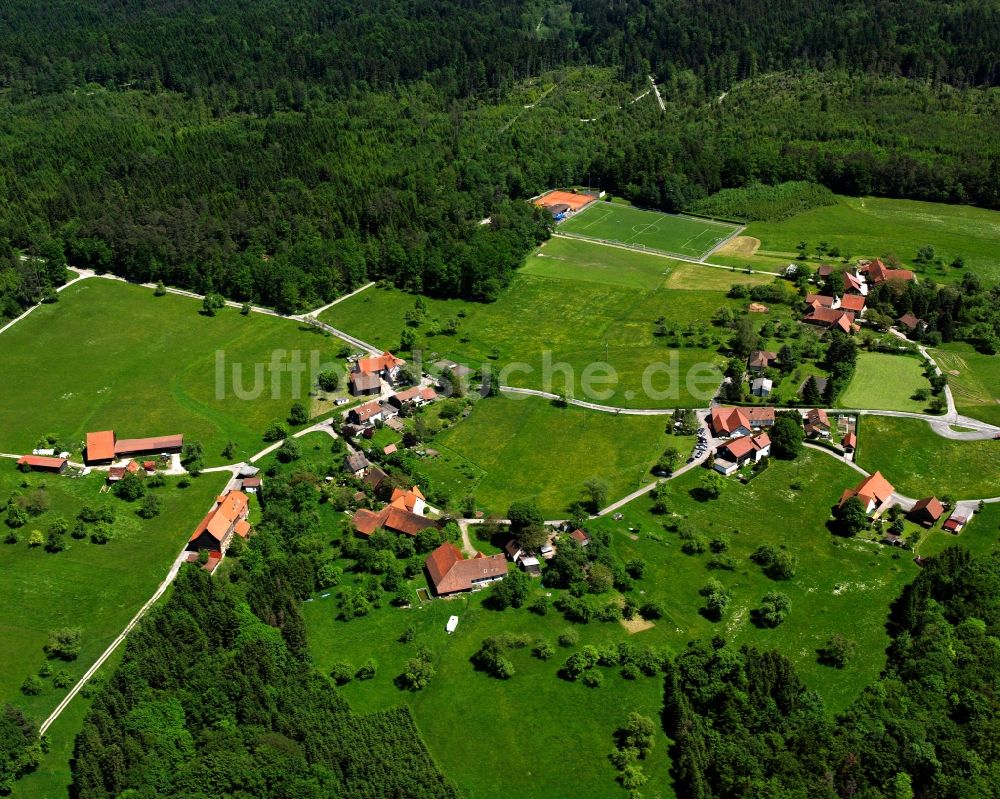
<box><xmin>743</xmin><ymin>196</ymin><xmax>1000</xmax><ymax>285</ymax></box>
<box><xmin>0</xmin><ymin>279</ymin><xmax>351</xmax><ymax>466</ymax></box>
<box><xmin>558</xmin><ymin>201</ymin><xmax>741</xmax><ymax>260</ymax></box>
<box><xmin>855</xmin><ymin>416</ymin><xmax>1000</xmax><ymax>500</ymax></box>
<box><xmin>933</xmin><ymin>343</ymin><xmax>1000</xmax><ymax>426</ymax></box>
<box><xmin>319</xmin><ymin>241</ymin><xmax>794</xmax><ymax>408</ymax></box>
<box><xmin>0</xmin><ymin>464</ymin><xmax>226</xmax><ymax>733</ymax></box>
<box><xmin>431</xmin><ymin>394</ymin><xmax>685</xmax><ymax>516</ymax></box>
<box><xmin>302</xmin><ymin>451</ymin><xmax>916</xmax><ymax>799</ymax></box>
<box><xmin>838</xmin><ymin>352</ymin><xmax>933</xmax><ymax>412</ymax></box>
<box><xmin>919</xmin><ymin>502</ymin><xmax>1000</xmax><ymax>560</ymax></box>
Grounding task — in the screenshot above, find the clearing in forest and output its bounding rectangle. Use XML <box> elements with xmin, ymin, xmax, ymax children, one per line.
<box><xmin>557</xmin><ymin>201</ymin><xmax>741</xmax><ymax>260</ymax></box>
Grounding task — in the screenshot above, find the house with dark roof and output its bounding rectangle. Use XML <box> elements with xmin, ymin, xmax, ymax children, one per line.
<box><xmin>17</xmin><ymin>455</ymin><xmax>68</xmax><ymax>473</ymax></box>
<box><xmin>363</xmin><ymin>465</ymin><xmax>388</xmax><ymax>491</ymax></box>
<box><xmin>803</xmin><ymin>408</ymin><xmax>831</xmax><ymax>438</ymax></box>
<box><xmin>909</xmin><ymin>497</ymin><xmax>944</xmax><ymax>527</ymax></box>
<box><xmin>747</xmin><ymin>350</ymin><xmax>777</xmax><ymax>375</ymax></box>
<box><xmin>349</xmin><ymin>371</ymin><xmax>381</xmax><ymax>396</ymax></box>
<box><xmin>186</xmin><ymin>491</ymin><xmax>251</xmax><ymax>554</ymax></box>
<box><xmin>839</xmin><ymin>471</ymin><xmax>895</xmax><ymax>515</ymax></box>
<box><xmin>897</xmin><ymin>313</ymin><xmax>926</xmax><ymax>333</ymax></box>
<box><xmin>425</xmin><ymin>542</ymin><xmax>507</xmax><ymax>596</ymax></box>
<box><xmin>817</xmin><ymin>264</ymin><xmax>835</xmax><ymax>278</ymax></box>
<box><xmin>345</xmin><ymin>451</ymin><xmax>371</xmax><ymax>477</ymax></box>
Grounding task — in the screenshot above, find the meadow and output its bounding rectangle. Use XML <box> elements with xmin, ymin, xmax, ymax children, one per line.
<box><xmin>838</xmin><ymin>352</ymin><xmax>933</xmax><ymax>413</ymax></box>
<box><xmin>0</xmin><ymin>464</ymin><xmax>226</xmax><ymax>733</ymax></box>
<box><xmin>855</xmin><ymin>416</ymin><xmax>1000</xmax><ymax>500</ymax></box>
<box><xmin>319</xmin><ymin>238</ymin><xmax>799</xmax><ymax>408</ymax></box>
<box><xmin>933</xmin><ymin>343</ymin><xmax>1000</xmax><ymax>426</ymax></box>
<box><xmin>0</xmin><ymin>279</ymin><xmax>351</xmax><ymax>466</ymax></box>
<box><xmin>918</xmin><ymin>502</ymin><xmax>1000</xmax><ymax>560</ymax></box>
<box><xmin>431</xmin><ymin>394</ymin><xmax>685</xmax><ymax>517</ymax></box>
<box><xmin>558</xmin><ymin>201</ymin><xmax>740</xmax><ymax>260</ymax></box>
<box><xmin>742</xmin><ymin>196</ymin><xmax>1000</xmax><ymax>284</ymax></box>
<box><xmin>303</xmin><ymin>451</ymin><xmax>918</xmax><ymax>799</ymax></box>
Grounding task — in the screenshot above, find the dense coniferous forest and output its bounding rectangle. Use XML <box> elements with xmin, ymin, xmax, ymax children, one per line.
<box><xmin>0</xmin><ymin>0</ymin><xmax>999</xmax><ymax>321</ymax></box>
<box><xmin>665</xmin><ymin>548</ymin><xmax>1000</xmax><ymax>798</ymax></box>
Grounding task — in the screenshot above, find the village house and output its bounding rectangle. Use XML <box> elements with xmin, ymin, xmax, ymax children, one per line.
<box><xmin>714</xmin><ymin>433</ymin><xmax>771</xmax><ymax>475</ymax></box>
<box><xmin>387</xmin><ymin>385</ymin><xmax>437</xmax><ymax>411</ymax></box>
<box><xmin>817</xmin><ymin>264</ymin><xmax>835</xmax><ymax>278</ymax></box>
<box><xmin>569</xmin><ymin>528</ymin><xmax>591</xmax><ymax>547</ymax></box>
<box><xmin>839</xmin><ymin>294</ymin><xmax>866</xmax><ymax>315</ymax></box>
<box><xmin>363</xmin><ymin>464</ymin><xmax>388</xmax><ymax>491</ymax></box>
<box><xmin>85</xmin><ymin>430</ymin><xmax>184</xmax><ymax>465</ymax></box>
<box><xmin>241</xmin><ymin>477</ymin><xmax>262</xmax><ymax>494</ymax></box>
<box><xmin>842</xmin><ymin>431</ymin><xmax>857</xmax><ymax>452</ymax></box>
<box><xmin>860</xmin><ymin>258</ymin><xmax>915</xmax><ymax>285</ymax></box>
<box><xmin>747</xmin><ymin>350</ymin><xmax>777</xmax><ymax>375</ymax></box>
<box><xmin>348</xmin><ymin>399</ymin><xmax>387</xmax><ymax>427</ymax></box>
<box><xmin>803</xmin><ymin>306</ymin><xmax>856</xmax><ymax>334</ymax></box>
<box><xmin>505</xmin><ymin>540</ymin><xmax>542</xmax><ymax>575</ymax></box>
<box><xmin>186</xmin><ymin>490</ymin><xmax>251</xmax><ymax>554</ymax></box>
<box><xmin>803</xmin><ymin>408</ymin><xmax>831</xmax><ymax>438</ymax></box>
<box><xmin>354</xmin><ymin>351</ymin><xmax>405</xmax><ymax>383</ymax></box>
<box><xmin>425</xmin><ymin>542</ymin><xmax>507</xmax><ymax>596</ymax></box>
<box><xmin>943</xmin><ymin>514</ymin><xmax>967</xmax><ymax>534</ymax></box>
<box><xmin>745</xmin><ymin>406</ymin><xmax>775</xmax><ymax>428</ymax></box>
<box><xmin>345</xmin><ymin>451</ymin><xmax>371</xmax><ymax>477</ymax></box>
<box><xmin>909</xmin><ymin>497</ymin><xmax>944</xmax><ymax>527</ymax></box>
<box><xmin>839</xmin><ymin>471</ymin><xmax>895</xmax><ymax>515</ymax></box>
<box><xmin>750</xmin><ymin>377</ymin><xmax>772</xmax><ymax>398</ymax></box>
<box><xmin>352</xmin><ymin>486</ymin><xmax>437</xmax><ymax>537</ymax></box>
<box><xmin>897</xmin><ymin>313</ymin><xmax>926</xmax><ymax>334</ymax></box>
<box><xmin>709</xmin><ymin>406</ymin><xmax>752</xmax><ymax>438</ymax></box>
<box><xmin>17</xmin><ymin>455</ymin><xmax>68</xmax><ymax>473</ymax></box>
<box><xmin>842</xmin><ymin>271</ymin><xmax>868</xmax><ymax>296</ymax></box>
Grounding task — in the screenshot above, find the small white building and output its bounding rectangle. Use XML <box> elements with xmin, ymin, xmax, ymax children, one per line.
<box><xmin>751</xmin><ymin>378</ymin><xmax>772</xmax><ymax>397</ymax></box>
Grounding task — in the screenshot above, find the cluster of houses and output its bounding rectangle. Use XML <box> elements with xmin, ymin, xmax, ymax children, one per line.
<box><xmin>838</xmin><ymin>471</ymin><xmax>969</xmax><ymax>546</ymax></box>
<box><xmin>347</xmin><ymin>385</ymin><xmax>438</xmax><ymax>430</ymax></box>
<box><xmin>803</xmin><ymin>259</ymin><xmax>915</xmax><ymax>334</ymax></box>
<box><xmin>352</xmin><ymin>486</ymin><xmax>439</xmax><ymax>538</ymax></box>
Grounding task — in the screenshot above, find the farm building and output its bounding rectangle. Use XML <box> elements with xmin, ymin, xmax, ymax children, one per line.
<box><xmin>745</xmin><ymin>407</ymin><xmax>775</xmax><ymax>428</ymax></box>
<box><xmin>861</xmin><ymin>258</ymin><xmax>914</xmax><ymax>285</ymax></box>
<box><xmin>241</xmin><ymin>477</ymin><xmax>262</xmax><ymax>494</ymax></box>
<box><xmin>898</xmin><ymin>313</ymin><xmax>926</xmax><ymax>333</ymax></box>
<box><xmin>388</xmin><ymin>385</ymin><xmax>437</xmax><ymax>410</ymax></box>
<box><xmin>747</xmin><ymin>350</ymin><xmax>777</xmax><ymax>374</ymax></box>
<box><xmin>85</xmin><ymin>430</ymin><xmax>183</xmax><ymax>464</ymax></box>
<box><xmin>569</xmin><ymin>529</ymin><xmax>591</xmax><ymax>547</ymax></box>
<box><xmin>349</xmin><ymin>371</ymin><xmax>381</xmax><ymax>396</ymax></box>
<box><xmin>839</xmin><ymin>471</ymin><xmax>895</xmax><ymax>515</ymax></box>
<box><xmin>943</xmin><ymin>515</ymin><xmax>967</xmax><ymax>534</ymax></box>
<box><xmin>909</xmin><ymin>497</ymin><xmax>944</xmax><ymax>527</ymax></box>
<box><xmin>17</xmin><ymin>455</ymin><xmax>68</xmax><ymax>473</ymax></box>
<box><xmin>842</xmin><ymin>431</ymin><xmax>857</xmax><ymax>452</ymax></box>
<box><xmin>803</xmin><ymin>408</ymin><xmax>831</xmax><ymax>438</ymax></box>
<box><xmin>425</xmin><ymin>542</ymin><xmax>508</xmax><ymax>596</ymax></box>
<box><xmin>186</xmin><ymin>490</ymin><xmax>251</xmax><ymax>554</ymax></box>
<box><xmin>352</xmin><ymin>486</ymin><xmax>436</xmax><ymax>537</ymax></box>
<box><xmin>714</xmin><ymin>433</ymin><xmax>771</xmax><ymax>475</ymax></box>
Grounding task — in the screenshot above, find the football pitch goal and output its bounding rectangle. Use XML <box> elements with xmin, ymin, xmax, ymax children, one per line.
<box><xmin>556</xmin><ymin>201</ymin><xmax>741</xmax><ymax>260</ymax></box>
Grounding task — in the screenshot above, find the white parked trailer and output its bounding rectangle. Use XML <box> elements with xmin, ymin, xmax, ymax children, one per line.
<box><xmin>446</xmin><ymin>615</ymin><xmax>459</xmax><ymax>634</ymax></box>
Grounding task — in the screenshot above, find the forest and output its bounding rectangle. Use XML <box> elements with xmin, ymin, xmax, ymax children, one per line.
<box><xmin>0</xmin><ymin>0</ymin><xmax>999</xmax><ymax>322</ymax></box>
<box><xmin>665</xmin><ymin>547</ymin><xmax>1000</xmax><ymax>798</ymax></box>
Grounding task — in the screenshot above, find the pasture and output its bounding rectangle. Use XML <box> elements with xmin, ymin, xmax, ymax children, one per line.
<box><xmin>0</xmin><ymin>279</ymin><xmax>350</xmax><ymax>466</ymax></box>
<box><xmin>0</xmin><ymin>464</ymin><xmax>224</xmax><ymax>730</ymax></box>
<box><xmin>302</xmin><ymin>451</ymin><xmax>916</xmax><ymax>799</ymax></box>
<box><xmin>933</xmin><ymin>343</ymin><xmax>1000</xmax><ymax>426</ymax></box>
<box><xmin>838</xmin><ymin>352</ymin><xmax>933</xmax><ymax>413</ymax></box>
<box><xmin>431</xmin><ymin>394</ymin><xmax>684</xmax><ymax>517</ymax></box>
<box><xmin>855</xmin><ymin>416</ymin><xmax>1000</xmax><ymax>501</ymax></box>
<box><xmin>743</xmin><ymin>196</ymin><xmax>1000</xmax><ymax>285</ymax></box>
<box><xmin>558</xmin><ymin>201</ymin><xmax>741</xmax><ymax>260</ymax></box>
<box><xmin>320</xmin><ymin>263</ymin><xmax>753</xmax><ymax>408</ymax></box>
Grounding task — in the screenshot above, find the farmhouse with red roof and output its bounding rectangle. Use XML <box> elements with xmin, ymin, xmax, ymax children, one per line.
<box><xmin>17</xmin><ymin>455</ymin><xmax>68</xmax><ymax>474</ymax></box>
<box><xmin>186</xmin><ymin>490</ymin><xmax>251</xmax><ymax>554</ymax></box>
<box><xmin>860</xmin><ymin>258</ymin><xmax>914</xmax><ymax>285</ymax></box>
<box><xmin>909</xmin><ymin>497</ymin><xmax>944</xmax><ymax>527</ymax></box>
<box><xmin>85</xmin><ymin>430</ymin><xmax>183</xmax><ymax>465</ymax></box>
<box><xmin>839</xmin><ymin>471</ymin><xmax>895</xmax><ymax>515</ymax></box>
<box><xmin>425</xmin><ymin>542</ymin><xmax>507</xmax><ymax>596</ymax></box>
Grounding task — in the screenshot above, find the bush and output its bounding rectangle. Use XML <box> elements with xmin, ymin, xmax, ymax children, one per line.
<box><xmin>44</xmin><ymin>628</ymin><xmax>82</xmax><ymax>661</ymax></box>
<box><xmin>582</xmin><ymin>670</ymin><xmax>603</xmax><ymax>688</ymax></box>
<box><xmin>53</xmin><ymin>669</ymin><xmax>74</xmax><ymax>689</ymax></box>
<box><xmin>532</xmin><ymin>640</ymin><xmax>554</xmax><ymax>660</ymax></box>
<box><xmin>263</xmin><ymin>422</ymin><xmax>287</xmax><ymax>442</ymax></box>
<box><xmin>21</xmin><ymin>675</ymin><xmax>43</xmax><ymax>696</ymax></box>
<box><xmin>528</xmin><ymin>596</ymin><xmax>550</xmax><ymax>616</ymax></box>
<box><xmin>639</xmin><ymin>601</ymin><xmax>664</xmax><ymax>621</ymax></box>
<box><xmin>558</xmin><ymin>629</ymin><xmax>579</xmax><ymax>648</ymax></box>
<box><xmin>356</xmin><ymin>659</ymin><xmax>377</xmax><ymax>680</ymax></box>
<box><xmin>620</xmin><ymin>663</ymin><xmax>641</xmax><ymax>680</ymax></box>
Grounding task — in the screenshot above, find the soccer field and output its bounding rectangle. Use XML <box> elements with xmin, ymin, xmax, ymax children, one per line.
<box><xmin>558</xmin><ymin>201</ymin><xmax>741</xmax><ymax>260</ymax></box>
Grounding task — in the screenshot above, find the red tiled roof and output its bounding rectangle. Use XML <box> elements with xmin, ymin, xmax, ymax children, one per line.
<box><xmin>351</xmin><ymin>400</ymin><xmax>383</xmax><ymax>423</ymax></box>
<box><xmin>125</xmin><ymin>460</ymin><xmax>140</xmax><ymax>473</ymax></box>
<box><xmin>818</xmin><ymin>264</ymin><xmax>834</xmax><ymax>277</ymax></box>
<box><xmin>115</xmin><ymin>435</ymin><xmax>183</xmax><ymax>455</ymax></box>
<box><xmin>17</xmin><ymin>455</ymin><xmax>67</xmax><ymax>469</ymax></box>
<box><xmin>866</xmin><ymin>258</ymin><xmax>914</xmax><ymax>285</ymax></box>
<box><xmin>383</xmin><ymin>444</ymin><xmax>397</xmax><ymax>455</ymax></box>
<box><xmin>804</xmin><ymin>307</ymin><xmax>855</xmax><ymax>327</ymax></box>
<box><xmin>747</xmin><ymin>350</ymin><xmax>777</xmax><ymax>368</ymax></box>
<box><xmin>392</xmin><ymin>385</ymin><xmax>438</xmax><ymax>404</ymax></box>
<box><xmin>839</xmin><ymin>295</ymin><xmax>866</xmax><ymax>313</ymax></box>
<box><xmin>842</xmin><ymin>271</ymin><xmax>865</xmax><ymax>294</ymax></box>
<box><xmin>425</xmin><ymin>542</ymin><xmax>507</xmax><ymax>594</ymax></box>
<box><xmin>188</xmin><ymin>490</ymin><xmax>250</xmax><ymax>546</ymax></box>
<box><xmin>898</xmin><ymin>313</ymin><xmax>921</xmax><ymax>331</ymax></box>
<box><xmin>910</xmin><ymin>497</ymin><xmax>944</xmax><ymax>522</ymax></box>
<box><xmin>805</xmin><ymin>408</ymin><xmax>830</xmax><ymax>428</ymax></box>
<box><xmin>710</xmin><ymin>406</ymin><xmax>751</xmax><ymax>435</ymax></box>
<box><xmin>242</xmin><ymin>477</ymin><xmax>262</xmax><ymax>488</ymax></box>
<box><xmin>719</xmin><ymin>433</ymin><xmax>770</xmax><ymax>460</ymax></box>
<box><xmin>805</xmin><ymin>294</ymin><xmax>835</xmax><ymax>308</ymax></box>
<box><xmin>86</xmin><ymin>430</ymin><xmax>116</xmax><ymax>462</ymax></box>
<box><xmin>570</xmin><ymin>529</ymin><xmax>590</xmax><ymax>543</ymax></box>
<box><xmin>356</xmin><ymin>351</ymin><xmax>404</xmax><ymax>375</ymax></box>
<box><xmin>843</xmin><ymin>431</ymin><xmax>857</xmax><ymax>449</ymax></box>
<box><xmin>746</xmin><ymin>407</ymin><xmax>775</xmax><ymax>425</ymax></box>
<box><xmin>840</xmin><ymin>471</ymin><xmax>894</xmax><ymax>509</ymax></box>
<box><xmin>143</xmin><ymin>461</ymin><xmax>156</xmax><ymax>471</ymax></box>
<box><xmin>943</xmin><ymin>516</ymin><xmax>967</xmax><ymax>531</ymax></box>
<box><xmin>390</xmin><ymin>486</ymin><xmax>425</xmax><ymax>511</ymax></box>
